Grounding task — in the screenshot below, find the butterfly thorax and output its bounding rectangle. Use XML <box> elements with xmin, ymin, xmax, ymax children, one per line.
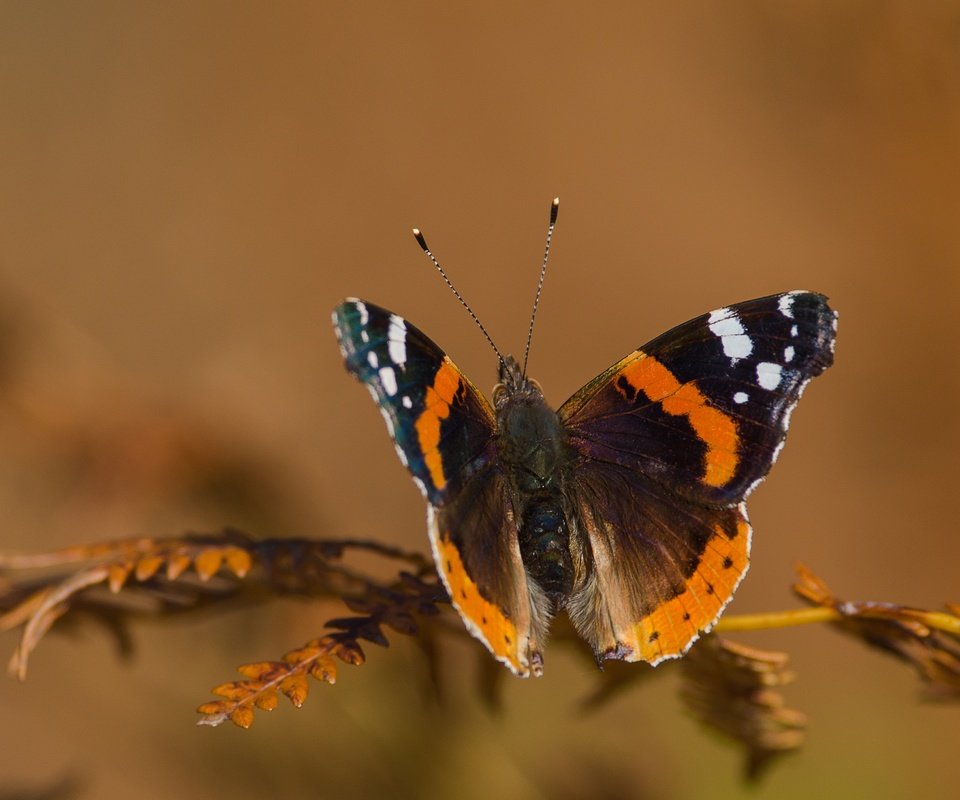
<box><xmin>494</xmin><ymin>356</ymin><xmax>575</xmax><ymax>601</ymax></box>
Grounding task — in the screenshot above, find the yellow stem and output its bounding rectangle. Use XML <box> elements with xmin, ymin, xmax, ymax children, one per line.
<box><xmin>912</xmin><ymin>611</ymin><xmax>960</xmax><ymax>635</ymax></box>
<box><xmin>717</xmin><ymin>606</ymin><xmax>960</xmax><ymax>635</ymax></box>
<box><xmin>716</xmin><ymin>607</ymin><xmax>840</xmax><ymax>632</ymax></box>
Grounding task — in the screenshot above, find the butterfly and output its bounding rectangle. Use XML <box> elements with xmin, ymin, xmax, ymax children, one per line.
<box><xmin>332</xmin><ymin>201</ymin><xmax>837</xmax><ymax>677</ymax></box>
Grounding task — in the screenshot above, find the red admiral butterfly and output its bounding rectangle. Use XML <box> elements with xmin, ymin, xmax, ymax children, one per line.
<box><xmin>333</xmin><ymin>200</ymin><xmax>837</xmax><ymax>677</ymax></box>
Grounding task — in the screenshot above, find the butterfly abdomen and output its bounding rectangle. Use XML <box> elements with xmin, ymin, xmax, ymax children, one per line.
<box><xmin>518</xmin><ymin>495</ymin><xmax>574</xmax><ymax>599</ymax></box>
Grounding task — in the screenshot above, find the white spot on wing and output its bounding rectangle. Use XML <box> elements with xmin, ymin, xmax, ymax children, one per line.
<box><xmin>790</xmin><ymin>325</ymin><xmax>799</xmax><ymax>337</ymax></box>
<box><xmin>401</xmin><ymin>395</ymin><xmax>413</xmax><ymax>409</ymax></box>
<box><xmin>778</xmin><ymin>294</ymin><xmax>795</xmax><ymax>318</ymax></box>
<box><xmin>379</xmin><ymin>366</ymin><xmax>398</xmax><ymax>396</ymax></box>
<box><xmin>733</xmin><ymin>391</ymin><xmax>749</xmax><ymax>404</ymax></box>
<box><xmin>367</xmin><ymin>351</ymin><xmax>379</xmax><ymax>369</ymax></box>
<box><xmin>357</xmin><ymin>301</ymin><xmax>369</xmax><ymax>326</ymax></box>
<box><xmin>387</xmin><ymin>314</ymin><xmax>407</xmax><ymax>366</ymax></box>
<box><xmin>708</xmin><ymin>308</ymin><xmax>754</xmax><ymax>363</ymax></box>
<box><xmin>784</xmin><ymin>345</ymin><xmax>795</xmax><ymax>363</ymax></box>
<box><xmin>743</xmin><ymin>372</ymin><xmax>817</xmax><ymax>498</ymax></box>
<box><xmin>365</xmin><ymin>384</ymin><xmax>396</xmax><ymax>437</ymax></box>
<box><xmin>756</xmin><ymin>361</ymin><xmax>783</xmax><ymax>391</ymax></box>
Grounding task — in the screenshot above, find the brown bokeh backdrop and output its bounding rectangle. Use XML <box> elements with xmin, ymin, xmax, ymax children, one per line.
<box><xmin>1</xmin><ymin>3</ymin><xmax>959</xmax><ymax>799</ymax></box>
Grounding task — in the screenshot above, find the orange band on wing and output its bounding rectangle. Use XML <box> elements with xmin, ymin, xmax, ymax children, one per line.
<box><xmin>415</xmin><ymin>359</ymin><xmax>462</xmax><ymax>491</ymax></box>
<box><xmin>617</xmin><ymin>354</ymin><xmax>739</xmax><ymax>487</ymax></box>
<box><xmin>436</xmin><ymin>536</ymin><xmax>524</xmax><ymax>674</ymax></box>
<box><xmin>630</xmin><ymin>515</ymin><xmax>751</xmax><ymax>662</ymax></box>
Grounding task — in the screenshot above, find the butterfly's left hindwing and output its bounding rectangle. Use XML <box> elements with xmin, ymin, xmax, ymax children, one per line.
<box><xmin>333</xmin><ymin>299</ymin><xmax>539</xmax><ymax>676</ymax></box>
<box><xmin>566</xmin><ymin>462</ymin><xmax>752</xmax><ymax>664</ymax></box>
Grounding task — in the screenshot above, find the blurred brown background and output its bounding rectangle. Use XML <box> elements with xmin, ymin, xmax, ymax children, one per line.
<box><xmin>1</xmin><ymin>3</ymin><xmax>958</xmax><ymax>799</ymax></box>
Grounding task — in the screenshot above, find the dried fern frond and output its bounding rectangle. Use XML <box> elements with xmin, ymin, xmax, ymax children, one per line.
<box><xmin>793</xmin><ymin>564</ymin><xmax>960</xmax><ymax>700</ymax></box>
<box><xmin>196</xmin><ymin>570</ymin><xmax>446</xmax><ymax>727</ymax></box>
<box><xmin>680</xmin><ymin>636</ymin><xmax>805</xmax><ymax>781</ymax></box>
<box><xmin>0</xmin><ymin>530</ymin><xmax>437</xmax><ymax>679</ymax></box>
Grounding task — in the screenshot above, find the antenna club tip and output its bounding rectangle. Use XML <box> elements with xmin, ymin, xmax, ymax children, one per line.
<box><xmin>549</xmin><ymin>197</ymin><xmax>559</xmax><ymax>224</ymax></box>
<box><xmin>412</xmin><ymin>228</ymin><xmax>429</xmax><ymax>251</ymax></box>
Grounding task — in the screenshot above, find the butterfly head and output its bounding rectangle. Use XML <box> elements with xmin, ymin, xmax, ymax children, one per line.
<box><xmin>493</xmin><ymin>354</ymin><xmax>544</xmax><ymax>408</ymax></box>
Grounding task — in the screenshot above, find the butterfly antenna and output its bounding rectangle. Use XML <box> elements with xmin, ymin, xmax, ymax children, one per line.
<box><xmin>521</xmin><ymin>197</ymin><xmax>559</xmax><ymax>377</ymax></box>
<box><xmin>412</xmin><ymin>227</ymin><xmax>506</xmax><ymax>367</ymax></box>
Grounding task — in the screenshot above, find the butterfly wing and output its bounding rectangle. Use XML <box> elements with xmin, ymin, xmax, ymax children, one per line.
<box><xmin>566</xmin><ymin>466</ymin><xmax>752</xmax><ymax>664</ymax></box>
<box><xmin>559</xmin><ymin>291</ymin><xmax>837</xmax><ymax>663</ymax></box>
<box><xmin>333</xmin><ymin>299</ymin><xmax>540</xmax><ymax>676</ymax></box>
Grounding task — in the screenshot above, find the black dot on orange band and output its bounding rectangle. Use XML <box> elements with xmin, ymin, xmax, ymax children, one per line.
<box><xmin>706</xmin><ymin>583</ymin><xmax>715</xmax><ymax>595</ymax></box>
<box><xmin>648</xmin><ymin>631</ymin><xmax>660</xmax><ymax>643</ymax></box>
<box><xmin>682</xmin><ymin>612</ymin><xmax>691</xmax><ymax>621</ymax></box>
<box><xmin>723</xmin><ymin>557</ymin><xmax>734</xmax><ymax>569</ymax></box>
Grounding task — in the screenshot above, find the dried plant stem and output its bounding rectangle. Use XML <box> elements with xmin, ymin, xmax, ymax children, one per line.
<box><xmin>716</xmin><ymin>607</ymin><xmax>840</xmax><ymax>631</ymax></box>
<box><xmin>718</xmin><ymin>607</ymin><xmax>960</xmax><ymax>636</ymax></box>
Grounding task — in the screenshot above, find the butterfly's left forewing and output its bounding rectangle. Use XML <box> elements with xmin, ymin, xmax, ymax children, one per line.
<box><xmin>561</xmin><ymin>292</ymin><xmax>837</xmax><ymax>506</ymax></box>
<box><xmin>334</xmin><ymin>299</ymin><xmax>540</xmax><ymax>676</ymax></box>
<box><xmin>560</xmin><ymin>291</ymin><xmax>836</xmax><ymax>663</ymax></box>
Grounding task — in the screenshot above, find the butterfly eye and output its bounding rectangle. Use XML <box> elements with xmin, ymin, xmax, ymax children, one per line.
<box><xmin>492</xmin><ymin>382</ymin><xmax>507</xmax><ymax>405</ymax></box>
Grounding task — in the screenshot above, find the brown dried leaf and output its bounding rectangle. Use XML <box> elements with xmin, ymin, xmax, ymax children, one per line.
<box><xmin>280</xmin><ymin>673</ymin><xmax>309</xmax><ymax>707</ymax></box>
<box><xmin>107</xmin><ymin>562</ymin><xmax>134</xmax><ymax>593</ymax></box>
<box><xmin>211</xmin><ymin>681</ymin><xmax>250</xmax><ymax>700</ymax></box>
<box><xmin>165</xmin><ymin>551</ymin><xmax>192</xmax><ymax>580</ymax></box>
<box><xmin>254</xmin><ymin>690</ymin><xmax>279</xmax><ymax>712</ymax></box>
<box><xmin>237</xmin><ymin>661</ymin><xmax>279</xmax><ymax>681</ymax></box>
<box><xmin>193</xmin><ymin>549</ymin><xmax>224</xmax><ymax>581</ymax></box>
<box><xmin>383</xmin><ymin>611</ymin><xmax>419</xmax><ymax>636</ymax></box>
<box><xmin>309</xmin><ymin>656</ymin><xmax>338</xmax><ymax>684</ymax></box>
<box><xmin>230</xmin><ymin>707</ymin><xmax>255</xmax><ymax>729</ymax></box>
<box><xmin>2</xmin><ymin>529</ymin><xmax>449</xmax><ymax>724</ymax></box>
<box><xmin>195</xmin><ymin>570</ymin><xmax>446</xmax><ymax>726</ymax></box>
<box><xmin>134</xmin><ymin>554</ymin><xmax>165</xmax><ymax>581</ymax></box>
<box><xmin>794</xmin><ymin>564</ymin><xmax>960</xmax><ymax>700</ymax></box>
<box><xmin>8</xmin><ymin>565</ymin><xmax>112</xmax><ymax>679</ymax></box>
<box><xmin>196</xmin><ymin>700</ymin><xmax>229</xmax><ymax>716</ymax></box>
<box><xmin>680</xmin><ymin>636</ymin><xmax>806</xmax><ymax>781</ymax></box>
<box><xmin>224</xmin><ymin>546</ymin><xmax>252</xmax><ymax>578</ymax></box>
<box><xmin>196</xmin><ymin>637</ymin><xmax>344</xmax><ymax>727</ymax></box>
<box><xmin>332</xmin><ymin>640</ymin><xmax>365</xmax><ymax>666</ymax></box>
